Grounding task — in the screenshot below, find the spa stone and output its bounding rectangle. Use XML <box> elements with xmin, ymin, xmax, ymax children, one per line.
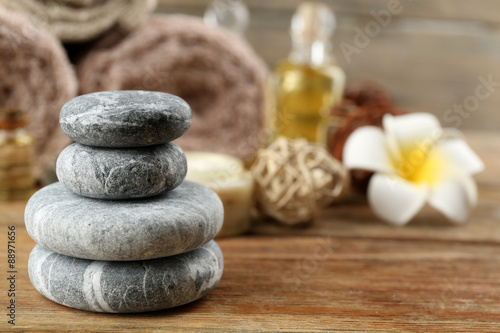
<box><xmin>60</xmin><ymin>91</ymin><xmax>192</xmax><ymax>147</ymax></box>
<box><xmin>25</xmin><ymin>181</ymin><xmax>224</xmax><ymax>261</ymax></box>
<box><xmin>56</xmin><ymin>142</ymin><xmax>187</xmax><ymax>200</ymax></box>
<box><xmin>28</xmin><ymin>241</ymin><xmax>223</xmax><ymax>313</ymax></box>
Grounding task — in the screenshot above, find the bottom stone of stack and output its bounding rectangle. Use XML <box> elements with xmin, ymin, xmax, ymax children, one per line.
<box><xmin>28</xmin><ymin>241</ymin><xmax>223</xmax><ymax>313</ymax></box>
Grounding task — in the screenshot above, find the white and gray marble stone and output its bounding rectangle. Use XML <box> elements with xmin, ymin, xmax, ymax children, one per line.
<box><xmin>28</xmin><ymin>241</ymin><xmax>223</xmax><ymax>313</ymax></box>
<box><xmin>60</xmin><ymin>91</ymin><xmax>192</xmax><ymax>147</ymax></box>
<box><xmin>25</xmin><ymin>181</ymin><xmax>224</xmax><ymax>261</ymax></box>
<box><xmin>56</xmin><ymin>142</ymin><xmax>187</xmax><ymax>200</ymax></box>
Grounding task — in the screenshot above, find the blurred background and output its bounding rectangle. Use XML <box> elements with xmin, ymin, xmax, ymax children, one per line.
<box><xmin>0</xmin><ymin>0</ymin><xmax>498</xmax><ymax>204</ymax></box>
<box><xmin>159</xmin><ymin>0</ymin><xmax>500</xmax><ymax>131</ymax></box>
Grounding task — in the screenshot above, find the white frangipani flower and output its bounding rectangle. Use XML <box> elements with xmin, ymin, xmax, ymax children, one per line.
<box><xmin>343</xmin><ymin>113</ymin><xmax>484</xmax><ymax>226</ymax></box>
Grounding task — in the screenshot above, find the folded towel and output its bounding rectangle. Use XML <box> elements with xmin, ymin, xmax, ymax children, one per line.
<box><xmin>0</xmin><ymin>0</ymin><xmax>157</xmax><ymax>43</ymax></box>
<box><xmin>78</xmin><ymin>15</ymin><xmax>269</xmax><ymax>161</ymax></box>
<box><xmin>0</xmin><ymin>8</ymin><xmax>77</xmax><ymax>178</ymax></box>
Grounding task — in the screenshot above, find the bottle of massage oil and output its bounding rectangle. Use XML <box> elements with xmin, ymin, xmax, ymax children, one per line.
<box><xmin>271</xmin><ymin>1</ymin><xmax>345</xmax><ymax>144</ymax></box>
<box><xmin>0</xmin><ymin>107</ymin><xmax>35</xmax><ymax>200</ymax></box>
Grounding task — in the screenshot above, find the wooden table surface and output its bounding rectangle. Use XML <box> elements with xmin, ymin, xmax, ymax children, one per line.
<box><xmin>1</xmin><ymin>131</ymin><xmax>499</xmax><ymax>332</ymax></box>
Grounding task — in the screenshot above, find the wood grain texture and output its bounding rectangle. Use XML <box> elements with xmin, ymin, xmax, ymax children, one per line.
<box><xmin>0</xmin><ymin>131</ymin><xmax>499</xmax><ymax>331</ymax></box>
<box><xmin>157</xmin><ymin>0</ymin><xmax>500</xmax><ymax>131</ymax></box>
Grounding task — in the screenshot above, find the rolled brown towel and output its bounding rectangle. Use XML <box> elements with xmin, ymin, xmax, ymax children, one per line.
<box><xmin>78</xmin><ymin>15</ymin><xmax>268</xmax><ymax>161</ymax></box>
<box><xmin>0</xmin><ymin>0</ymin><xmax>157</xmax><ymax>43</ymax></box>
<box><xmin>0</xmin><ymin>7</ymin><xmax>77</xmax><ymax>179</ymax></box>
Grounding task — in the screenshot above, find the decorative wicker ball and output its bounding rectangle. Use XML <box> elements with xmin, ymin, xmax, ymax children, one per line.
<box><xmin>251</xmin><ymin>137</ymin><xmax>349</xmax><ymax>226</ymax></box>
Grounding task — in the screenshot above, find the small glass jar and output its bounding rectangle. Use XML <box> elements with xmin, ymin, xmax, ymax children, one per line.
<box><xmin>0</xmin><ymin>107</ymin><xmax>35</xmax><ymax>200</ymax></box>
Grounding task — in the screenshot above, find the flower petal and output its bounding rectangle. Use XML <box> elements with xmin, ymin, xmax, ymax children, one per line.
<box><xmin>432</xmin><ymin>138</ymin><xmax>484</xmax><ymax>175</ymax></box>
<box><xmin>368</xmin><ymin>173</ymin><xmax>428</xmax><ymax>226</ymax></box>
<box><xmin>383</xmin><ymin>113</ymin><xmax>443</xmax><ymax>153</ymax></box>
<box><xmin>343</xmin><ymin>126</ymin><xmax>393</xmax><ymax>173</ymax></box>
<box><xmin>428</xmin><ymin>175</ymin><xmax>476</xmax><ymax>224</ymax></box>
<box><xmin>461</xmin><ymin>173</ymin><xmax>478</xmax><ymax>207</ymax></box>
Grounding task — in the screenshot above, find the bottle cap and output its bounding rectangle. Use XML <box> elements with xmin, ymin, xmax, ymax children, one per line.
<box><xmin>0</xmin><ymin>107</ymin><xmax>29</xmax><ymax>130</ymax></box>
<box><xmin>204</xmin><ymin>0</ymin><xmax>250</xmax><ymax>37</ymax></box>
<box><xmin>291</xmin><ymin>2</ymin><xmax>336</xmax><ymax>43</ymax></box>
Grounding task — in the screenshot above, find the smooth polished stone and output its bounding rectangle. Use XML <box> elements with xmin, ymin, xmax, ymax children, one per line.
<box><xmin>28</xmin><ymin>241</ymin><xmax>223</xmax><ymax>313</ymax></box>
<box><xmin>25</xmin><ymin>181</ymin><xmax>224</xmax><ymax>261</ymax></box>
<box><xmin>60</xmin><ymin>91</ymin><xmax>192</xmax><ymax>147</ymax></box>
<box><xmin>56</xmin><ymin>142</ymin><xmax>187</xmax><ymax>200</ymax></box>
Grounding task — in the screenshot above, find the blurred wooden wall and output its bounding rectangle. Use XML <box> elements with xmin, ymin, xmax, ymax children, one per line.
<box><xmin>158</xmin><ymin>0</ymin><xmax>500</xmax><ymax>131</ymax></box>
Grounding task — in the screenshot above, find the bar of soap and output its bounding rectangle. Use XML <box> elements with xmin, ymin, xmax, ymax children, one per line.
<box><xmin>185</xmin><ymin>152</ymin><xmax>253</xmax><ymax>237</ymax></box>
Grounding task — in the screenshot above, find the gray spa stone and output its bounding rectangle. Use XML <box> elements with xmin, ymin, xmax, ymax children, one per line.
<box><xmin>25</xmin><ymin>181</ymin><xmax>224</xmax><ymax>261</ymax></box>
<box><xmin>60</xmin><ymin>91</ymin><xmax>192</xmax><ymax>147</ymax></box>
<box><xmin>56</xmin><ymin>142</ymin><xmax>187</xmax><ymax>200</ymax></box>
<box><xmin>28</xmin><ymin>241</ymin><xmax>223</xmax><ymax>313</ymax></box>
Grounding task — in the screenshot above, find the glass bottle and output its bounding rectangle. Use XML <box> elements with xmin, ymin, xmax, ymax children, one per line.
<box><xmin>0</xmin><ymin>107</ymin><xmax>35</xmax><ymax>200</ymax></box>
<box><xmin>204</xmin><ymin>0</ymin><xmax>250</xmax><ymax>37</ymax></box>
<box><xmin>271</xmin><ymin>1</ymin><xmax>345</xmax><ymax>144</ymax></box>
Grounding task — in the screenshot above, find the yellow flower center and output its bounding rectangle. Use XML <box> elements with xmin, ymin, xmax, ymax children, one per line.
<box><xmin>393</xmin><ymin>143</ymin><xmax>447</xmax><ymax>185</ymax></box>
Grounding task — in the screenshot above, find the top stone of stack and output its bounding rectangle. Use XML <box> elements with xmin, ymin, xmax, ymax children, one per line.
<box><xmin>60</xmin><ymin>91</ymin><xmax>192</xmax><ymax>147</ymax></box>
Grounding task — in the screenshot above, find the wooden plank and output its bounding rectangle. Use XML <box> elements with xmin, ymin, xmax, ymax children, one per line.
<box><xmin>334</xmin><ymin>30</ymin><xmax>500</xmax><ymax>131</ymax></box>
<box><xmin>157</xmin><ymin>0</ymin><xmax>500</xmax><ymax>25</ymax></box>
<box><xmin>0</xmin><ymin>131</ymin><xmax>499</xmax><ymax>331</ymax></box>
<box><xmin>2</xmin><ymin>227</ymin><xmax>500</xmax><ymax>331</ymax></box>
<box><xmin>153</xmin><ymin>1</ymin><xmax>500</xmax><ymax>130</ymax></box>
<box><xmin>155</xmin><ymin>0</ymin><xmax>500</xmax><ymax>130</ymax></box>
<box><xmin>252</xmin><ymin>185</ymin><xmax>500</xmax><ymax>243</ymax></box>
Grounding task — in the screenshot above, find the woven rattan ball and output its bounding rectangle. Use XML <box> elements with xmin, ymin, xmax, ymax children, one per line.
<box><xmin>251</xmin><ymin>137</ymin><xmax>349</xmax><ymax>225</ymax></box>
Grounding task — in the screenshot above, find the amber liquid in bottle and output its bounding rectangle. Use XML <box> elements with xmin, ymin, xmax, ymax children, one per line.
<box><xmin>271</xmin><ymin>2</ymin><xmax>345</xmax><ymax>144</ymax></box>
<box><xmin>273</xmin><ymin>61</ymin><xmax>344</xmax><ymax>143</ymax></box>
<box><xmin>0</xmin><ymin>108</ymin><xmax>35</xmax><ymax>200</ymax></box>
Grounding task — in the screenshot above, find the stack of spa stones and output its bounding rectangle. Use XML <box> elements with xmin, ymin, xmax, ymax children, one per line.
<box><xmin>24</xmin><ymin>91</ymin><xmax>224</xmax><ymax>313</ymax></box>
